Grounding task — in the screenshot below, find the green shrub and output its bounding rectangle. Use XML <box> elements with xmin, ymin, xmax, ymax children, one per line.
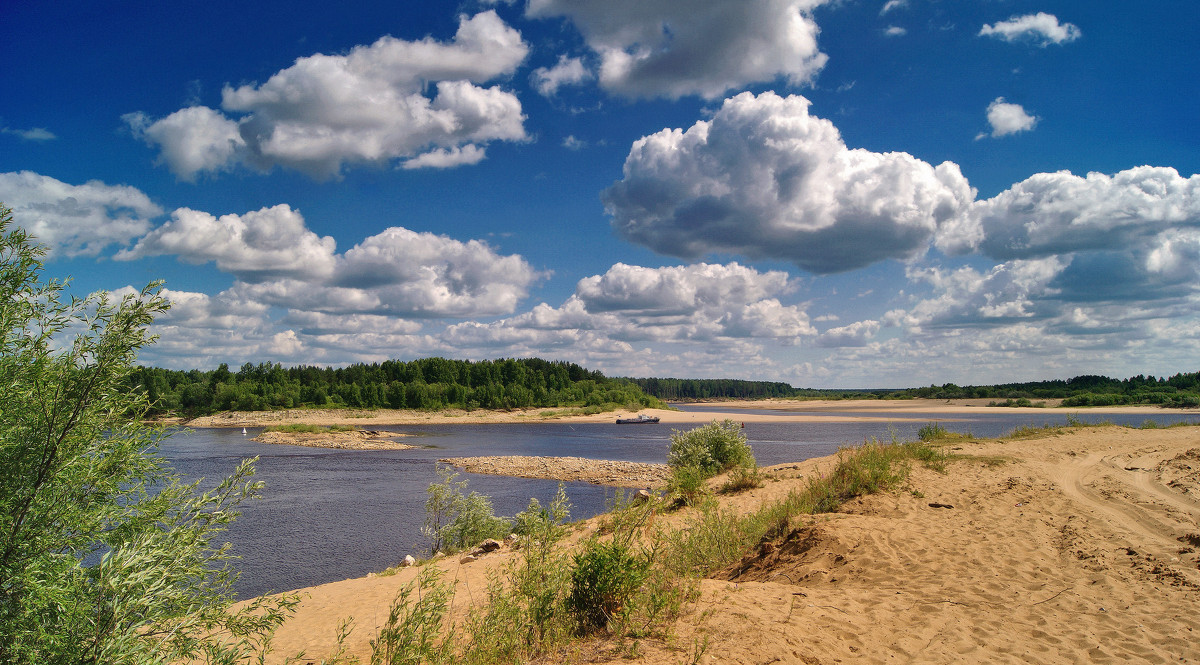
<box><xmin>422</xmin><ymin>465</ymin><xmax>511</xmax><ymax>554</ymax></box>
<box><xmin>567</xmin><ymin>538</ymin><xmax>650</xmax><ymax>634</ymax></box>
<box><xmin>460</xmin><ymin>484</ymin><xmax>574</xmax><ymax>663</ymax></box>
<box><xmin>667</xmin><ymin>419</ymin><xmax>755</xmax><ymax>476</ymax></box>
<box><xmin>370</xmin><ymin>567</ymin><xmax>455</xmax><ymax>665</ymax></box>
<box><xmin>512</xmin><ymin>483</ymin><xmax>572</xmax><ymax>541</ymax></box>
<box><xmin>917</xmin><ymin>421</ymin><xmax>948</xmax><ymax>441</ymax></box>
<box><xmin>667</xmin><ymin>464</ymin><xmax>708</xmax><ymax>506</ymax></box>
<box><xmin>599</xmin><ymin>488</ymin><xmax>656</xmax><ymax>535</ymax></box>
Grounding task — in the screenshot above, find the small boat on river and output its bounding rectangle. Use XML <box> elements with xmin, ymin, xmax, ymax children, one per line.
<box><xmin>616</xmin><ymin>414</ymin><xmax>660</xmax><ymax>424</ymax></box>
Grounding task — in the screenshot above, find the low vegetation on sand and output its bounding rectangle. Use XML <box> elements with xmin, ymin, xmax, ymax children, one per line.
<box><xmin>296</xmin><ymin>422</ymin><xmax>950</xmax><ymax>664</ymax></box>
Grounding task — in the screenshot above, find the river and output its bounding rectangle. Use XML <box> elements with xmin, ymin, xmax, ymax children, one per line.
<box><xmin>160</xmin><ymin>405</ymin><xmax>1199</xmax><ymax>597</ymax></box>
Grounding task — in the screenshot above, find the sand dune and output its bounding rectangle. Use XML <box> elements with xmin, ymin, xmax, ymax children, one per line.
<box><xmin>255</xmin><ymin>422</ymin><xmax>1200</xmax><ymax>664</ymax></box>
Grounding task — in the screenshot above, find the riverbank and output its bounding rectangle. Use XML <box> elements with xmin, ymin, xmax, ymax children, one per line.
<box><xmin>255</xmin><ymin>422</ymin><xmax>1200</xmax><ymax>663</ymax></box>
<box><xmin>177</xmin><ymin>398</ymin><xmax>1197</xmax><ymax>429</ymax></box>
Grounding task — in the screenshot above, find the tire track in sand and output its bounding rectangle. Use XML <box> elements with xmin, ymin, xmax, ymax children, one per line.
<box><xmin>1049</xmin><ymin>452</ymin><xmax>1197</xmax><ymax>556</ymax></box>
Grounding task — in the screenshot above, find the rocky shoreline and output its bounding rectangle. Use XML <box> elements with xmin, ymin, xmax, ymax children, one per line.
<box><xmin>251</xmin><ymin>429</ymin><xmax>418</xmax><ymax>450</ymax></box>
<box><xmin>440</xmin><ymin>455</ymin><xmax>670</xmax><ymax>488</ymax></box>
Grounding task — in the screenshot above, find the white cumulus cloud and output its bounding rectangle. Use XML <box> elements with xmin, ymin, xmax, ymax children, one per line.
<box><xmin>979</xmin><ymin>12</ymin><xmax>1081</xmax><ymax>46</ymax></box>
<box><xmin>816</xmin><ymin>319</ymin><xmax>881</xmax><ymax>347</ymax></box>
<box><xmin>125</xmin><ymin>107</ymin><xmax>244</xmax><ymax>180</ymax></box>
<box><xmin>526</xmin><ymin>0</ymin><xmax>830</xmax><ymax>99</ymax></box>
<box><xmin>531</xmin><ymin>55</ymin><xmax>593</xmax><ymax>96</ymax></box>
<box><xmin>127</xmin><ymin>11</ymin><xmax>529</xmax><ymax>180</ymax></box>
<box><xmin>0</xmin><ymin>170</ymin><xmax>162</xmax><ymax>257</ymax></box>
<box><xmin>235</xmin><ymin>225</ymin><xmax>545</xmax><ymax>318</ymax></box>
<box><xmin>401</xmin><ymin>145</ymin><xmax>487</xmax><ymax>170</ymax></box>
<box><xmin>470</xmin><ymin>261</ymin><xmax>814</xmax><ymax>349</ymax></box>
<box><xmin>938</xmin><ymin>166</ymin><xmax>1200</xmax><ymax>259</ymax></box>
<box><xmin>888</xmin><ymin>259</ymin><xmax>1066</xmax><ymax>331</ymax></box>
<box><xmin>603</xmin><ymin>91</ymin><xmax>976</xmax><ymax>273</ymax></box>
<box><xmin>117</xmin><ymin>204</ymin><xmax>337</xmax><ymax>282</ymax></box>
<box><xmin>982</xmin><ymin>97</ymin><xmax>1037</xmax><ymax>138</ymax></box>
<box><xmin>576</xmin><ymin>262</ymin><xmax>793</xmax><ymax>314</ymax></box>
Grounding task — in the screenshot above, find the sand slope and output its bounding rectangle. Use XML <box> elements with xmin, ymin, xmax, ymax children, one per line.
<box><xmin>260</xmin><ymin>424</ymin><xmax>1200</xmax><ymax>664</ymax></box>
<box><xmin>673</xmin><ymin>426</ymin><xmax>1200</xmax><ymax>664</ymax></box>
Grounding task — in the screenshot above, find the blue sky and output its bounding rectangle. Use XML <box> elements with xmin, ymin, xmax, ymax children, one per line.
<box><xmin>2</xmin><ymin>0</ymin><xmax>1197</xmax><ymax>387</ymax></box>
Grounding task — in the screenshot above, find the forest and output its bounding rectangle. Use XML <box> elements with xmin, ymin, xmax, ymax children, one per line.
<box><xmin>629</xmin><ymin>372</ymin><xmax>1200</xmax><ymax>408</ymax></box>
<box><xmin>130</xmin><ymin>357</ymin><xmax>665</xmax><ymax>416</ymax></box>
<box><xmin>129</xmin><ymin>359</ymin><xmax>1200</xmax><ymax>417</ymax></box>
<box><xmin>884</xmin><ymin>372</ymin><xmax>1200</xmax><ymax>407</ymax></box>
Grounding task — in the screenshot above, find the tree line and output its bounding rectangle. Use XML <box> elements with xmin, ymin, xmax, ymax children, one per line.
<box><xmin>627</xmin><ymin>373</ymin><xmax>1200</xmax><ymax>408</ymax></box>
<box><xmin>130</xmin><ymin>357</ymin><xmax>665</xmax><ymax>415</ymax></box>
<box><xmin>628</xmin><ymin>377</ymin><xmax>798</xmax><ymax>401</ymax></box>
<box><xmin>888</xmin><ymin>372</ymin><xmax>1200</xmax><ymax>407</ymax></box>
<box><xmin>131</xmin><ymin>361</ymin><xmax>1200</xmax><ymax>415</ymax></box>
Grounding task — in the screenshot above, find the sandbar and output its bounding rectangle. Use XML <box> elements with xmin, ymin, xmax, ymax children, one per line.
<box><xmin>251</xmin><ymin>428</ymin><xmax>417</xmax><ymax>450</ymax></box>
<box><xmin>440</xmin><ymin>455</ymin><xmax>669</xmax><ymax>488</ymax></box>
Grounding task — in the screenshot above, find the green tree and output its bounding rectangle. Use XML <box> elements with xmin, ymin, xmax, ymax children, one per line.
<box><xmin>0</xmin><ymin>205</ymin><xmax>295</xmax><ymax>664</ymax></box>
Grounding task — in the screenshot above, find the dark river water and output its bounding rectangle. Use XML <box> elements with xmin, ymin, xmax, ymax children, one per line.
<box><xmin>160</xmin><ymin>405</ymin><xmax>1199</xmax><ymax>597</ymax></box>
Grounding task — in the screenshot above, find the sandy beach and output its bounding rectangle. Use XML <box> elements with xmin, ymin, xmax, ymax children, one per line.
<box><xmin>183</xmin><ymin>398</ymin><xmax>1199</xmax><ymax>429</ymax></box>
<box><xmin>254</xmin><ymin>415</ymin><xmax>1200</xmax><ymax>664</ymax></box>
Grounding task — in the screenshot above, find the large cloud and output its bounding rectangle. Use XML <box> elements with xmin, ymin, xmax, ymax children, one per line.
<box><xmin>526</xmin><ymin>0</ymin><xmax>829</xmax><ymax>99</ymax></box>
<box><xmin>123</xmin><ymin>286</ymin><xmax>282</xmax><ymax>368</ymax></box>
<box><xmin>0</xmin><ymin>171</ymin><xmax>162</xmax><ymax>257</ymax></box>
<box><xmin>117</xmin><ymin>204</ymin><xmax>337</xmax><ymax>282</ymax></box>
<box><xmin>115</xmin><ymin>202</ymin><xmax>543</xmax><ymax>320</ymax></box>
<box><xmin>890</xmin><ymin>229</ymin><xmax>1200</xmax><ymax>336</ymax></box>
<box><xmin>235</xmin><ymin>225</ymin><xmax>544</xmax><ymax>318</ymax></box>
<box><xmin>128</xmin><ymin>11</ymin><xmax>528</xmax><ymax>180</ymax></box>
<box><xmin>603</xmin><ymin>92</ymin><xmax>975</xmax><ymax>273</ymax></box>
<box><xmin>575</xmin><ymin>262</ymin><xmax>792</xmax><ymax>314</ymax></box>
<box><xmin>887</xmin><ymin>259</ymin><xmax>1066</xmax><ymax>331</ymax></box>
<box><xmin>938</xmin><ymin>166</ymin><xmax>1200</xmax><ymax>259</ymax></box>
<box><xmin>459</xmin><ymin>262</ymin><xmax>814</xmax><ymax>347</ymax></box>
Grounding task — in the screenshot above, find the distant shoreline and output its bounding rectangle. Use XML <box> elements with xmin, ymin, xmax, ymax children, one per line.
<box><xmin>173</xmin><ymin>398</ymin><xmax>1197</xmax><ymax>429</ymax></box>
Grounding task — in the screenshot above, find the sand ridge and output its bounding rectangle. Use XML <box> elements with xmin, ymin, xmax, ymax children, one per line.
<box><xmin>256</xmin><ymin>422</ymin><xmax>1200</xmax><ymax>663</ymax></box>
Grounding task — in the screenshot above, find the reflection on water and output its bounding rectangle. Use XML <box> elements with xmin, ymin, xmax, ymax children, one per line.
<box><xmin>161</xmin><ymin>406</ymin><xmax>1198</xmax><ymax>597</ymax></box>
